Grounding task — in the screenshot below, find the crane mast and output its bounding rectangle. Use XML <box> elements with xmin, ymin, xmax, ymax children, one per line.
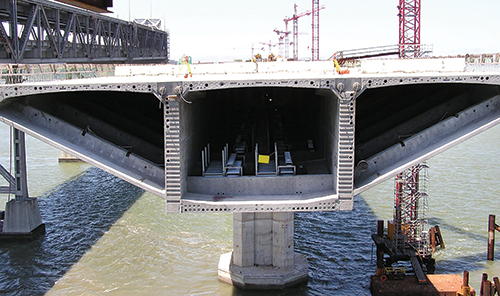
<box><xmin>398</xmin><ymin>0</ymin><xmax>421</xmax><ymax>58</ymax></box>
<box><xmin>311</xmin><ymin>0</ymin><xmax>320</xmax><ymax>61</ymax></box>
<box><xmin>283</xmin><ymin>3</ymin><xmax>325</xmax><ymax>61</ymax></box>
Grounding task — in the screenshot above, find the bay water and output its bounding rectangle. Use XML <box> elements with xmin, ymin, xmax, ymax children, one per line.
<box><xmin>0</xmin><ymin>122</ymin><xmax>500</xmax><ymax>295</ymax></box>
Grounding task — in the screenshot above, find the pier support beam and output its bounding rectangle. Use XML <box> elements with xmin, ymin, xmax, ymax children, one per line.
<box><xmin>218</xmin><ymin>212</ymin><xmax>308</xmax><ymax>290</ymax></box>
<box><xmin>2</xmin><ymin>197</ymin><xmax>43</xmax><ymax>234</ymax></box>
<box><xmin>1</xmin><ymin>128</ymin><xmax>44</xmax><ymax>238</ymax></box>
<box><xmin>487</xmin><ymin>214</ymin><xmax>500</xmax><ymax>260</ymax></box>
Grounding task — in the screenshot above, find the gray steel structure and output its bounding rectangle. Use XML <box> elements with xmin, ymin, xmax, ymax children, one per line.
<box><xmin>0</xmin><ymin>66</ymin><xmax>499</xmax><ymax>213</ymax></box>
<box><xmin>331</xmin><ymin>44</ymin><xmax>433</xmax><ymax>63</ymax></box>
<box><xmin>0</xmin><ymin>0</ymin><xmax>169</xmax><ymax>64</ymax></box>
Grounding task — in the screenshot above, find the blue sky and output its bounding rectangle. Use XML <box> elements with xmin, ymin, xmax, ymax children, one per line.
<box><xmin>109</xmin><ymin>0</ymin><xmax>500</xmax><ymax>62</ymax></box>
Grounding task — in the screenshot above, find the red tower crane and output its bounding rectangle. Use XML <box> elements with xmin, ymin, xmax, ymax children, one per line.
<box><xmin>398</xmin><ymin>0</ymin><xmax>421</xmax><ymax>58</ymax></box>
<box><xmin>311</xmin><ymin>0</ymin><xmax>321</xmax><ymax>61</ymax></box>
<box><xmin>283</xmin><ymin>3</ymin><xmax>325</xmax><ymax>61</ymax></box>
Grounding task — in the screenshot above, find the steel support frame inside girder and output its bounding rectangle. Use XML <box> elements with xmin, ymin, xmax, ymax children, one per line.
<box><xmin>0</xmin><ymin>0</ymin><xmax>169</xmax><ymax>64</ymax></box>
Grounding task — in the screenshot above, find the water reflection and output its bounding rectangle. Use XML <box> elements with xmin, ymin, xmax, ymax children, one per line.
<box><xmin>0</xmin><ymin>167</ymin><xmax>144</xmax><ymax>295</ymax></box>
<box><xmin>1</xmin><ymin>124</ymin><xmax>500</xmax><ymax>295</ymax></box>
<box><xmin>222</xmin><ymin>195</ymin><xmax>379</xmax><ymax>296</ymax></box>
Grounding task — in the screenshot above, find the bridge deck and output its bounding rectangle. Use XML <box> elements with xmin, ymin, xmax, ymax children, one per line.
<box><xmin>0</xmin><ymin>59</ymin><xmax>499</xmax><ymax>213</ymax></box>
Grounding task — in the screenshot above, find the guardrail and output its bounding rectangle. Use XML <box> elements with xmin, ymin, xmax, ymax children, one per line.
<box><xmin>466</xmin><ymin>53</ymin><xmax>500</xmax><ymax>72</ymax></box>
<box><xmin>0</xmin><ymin>63</ymin><xmax>115</xmax><ymax>84</ymax></box>
<box><xmin>330</xmin><ymin>44</ymin><xmax>433</xmax><ymax>61</ymax></box>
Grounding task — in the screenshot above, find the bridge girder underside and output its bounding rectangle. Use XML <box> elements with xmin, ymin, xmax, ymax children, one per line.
<box><xmin>0</xmin><ymin>75</ymin><xmax>499</xmax><ymax>212</ymax></box>
<box><xmin>0</xmin><ymin>0</ymin><xmax>169</xmax><ymax>64</ymax></box>
<box><xmin>354</xmin><ymin>81</ymin><xmax>500</xmax><ymax>194</ymax></box>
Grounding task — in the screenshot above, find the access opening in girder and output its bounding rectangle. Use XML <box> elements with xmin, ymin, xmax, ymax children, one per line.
<box><xmin>181</xmin><ymin>86</ymin><xmax>339</xmax><ymax>197</ymax></box>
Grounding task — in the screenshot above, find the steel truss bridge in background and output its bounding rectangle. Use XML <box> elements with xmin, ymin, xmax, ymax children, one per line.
<box><xmin>0</xmin><ymin>0</ymin><xmax>170</xmax><ymax>64</ymax></box>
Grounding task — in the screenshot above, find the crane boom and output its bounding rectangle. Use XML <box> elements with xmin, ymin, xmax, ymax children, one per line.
<box><xmin>283</xmin><ymin>3</ymin><xmax>325</xmax><ymax>60</ymax></box>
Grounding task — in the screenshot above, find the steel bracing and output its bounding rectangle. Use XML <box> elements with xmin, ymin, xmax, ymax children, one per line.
<box><xmin>0</xmin><ymin>0</ymin><xmax>170</xmax><ymax>64</ymax></box>
<box><xmin>311</xmin><ymin>0</ymin><xmax>320</xmax><ymax>61</ymax></box>
<box><xmin>398</xmin><ymin>0</ymin><xmax>421</xmax><ymax>58</ymax></box>
<box><xmin>394</xmin><ymin>163</ymin><xmax>430</xmax><ymax>256</ymax></box>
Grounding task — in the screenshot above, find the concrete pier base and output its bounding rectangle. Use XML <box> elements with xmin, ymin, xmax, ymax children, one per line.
<box><xmin>58</xmin><ymin>151</ymin><xmax>82</xmax><ymax>162</ymax></box>
<box><xmin>218</xmin><ymin>212</ymin><xmax>308</xmax><ymax>290</ymax></box>
<box><xmin>0</xmin><ymin>129</ymin><xmax>45</xmax><ymax>239</ymax></box>
<box><xmin>1</xmin><ymin>198</ymin><xmax>45</xmax><ymax>238</ymax></box>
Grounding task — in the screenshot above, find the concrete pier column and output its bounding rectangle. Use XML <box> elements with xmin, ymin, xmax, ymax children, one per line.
<box><xmin>2</xmin><ymin>197</ymin><xmax>43</xmax><ymax>234</ymax></box>
<box><xmin>233</xmin><ymin>212</ymin><xmax>256</xmax><ymax>267</ymax></box>
<box><xmin>272</xmin><ymin>212</ymin><xmax>295</xmax><ymax>268</ymax></box>
<box><xmin>1</xmin><ymin>128</ymin><xmax>44</xmax><ymax>238</ymax></box>
<box><xmin>255</xmin><ymin>213</ymin><xmax>273</xmax><ymax>266</ymax></box>
<box><xmin>218</xmin><ymin>212</ymin><xmax>308</xmax><ymax>290</ymax></box>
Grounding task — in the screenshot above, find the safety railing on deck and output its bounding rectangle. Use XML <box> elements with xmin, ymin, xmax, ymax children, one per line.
<box><xmin>330</xmin><ymin>44</ymin><xmax>433</xmax><ymax>61</ymax></box>
<box><xmin>0</xmin><ymin>64</ymin><xmax>116</xmax><ymax>84</ymax></box>
<box><xmin>466</xmin><ymin>53</ymin><xmax>500</xmax><ymax>72</ymax></box>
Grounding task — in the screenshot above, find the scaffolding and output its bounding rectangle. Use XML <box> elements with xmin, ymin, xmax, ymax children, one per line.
<box><xmin>393</xmin><ymin>162</ymin><xmax>430</xmax><ymax>257</ymax></box>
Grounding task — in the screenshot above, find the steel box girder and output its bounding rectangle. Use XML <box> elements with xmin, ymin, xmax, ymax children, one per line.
<box><xmin>0</xmin><ymin>73</ymin><xmax>498</xmax><ymax>213</ymax></box>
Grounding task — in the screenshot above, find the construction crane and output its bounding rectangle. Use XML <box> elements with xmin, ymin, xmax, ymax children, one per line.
<box><xmin>311</xmin><ymin>0</ymin><xmax>321</xmax><ymax>61</ymax></box>
<box><xmin>283</xmin><ymin>3</ymin><xmax>325</xmax><ymax>61</ymax></box>
<box><xmin>398</xmin><ymin>0</ymin><xmax>421</xmax><ymax>58</ymax></box>
<box><xmin>273</xmin><ymin>29</ymin><xmax>291</xmax><ymax>59</ymax></box>
<box><xmin>259</xmin><ymin>41</ymin><xmax>277</xmax><ymax>58</ymax></box>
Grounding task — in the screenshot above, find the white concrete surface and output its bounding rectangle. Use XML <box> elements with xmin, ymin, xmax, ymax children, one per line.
<box><xmin>114</xmin><ymin>56</ymin><xmax>474</xmax><ymax>79</ymax></box>
<box><xmin>219</xmin><ymin>212</ymin><xmax>308</xmax><ymax>289</ymax></box>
